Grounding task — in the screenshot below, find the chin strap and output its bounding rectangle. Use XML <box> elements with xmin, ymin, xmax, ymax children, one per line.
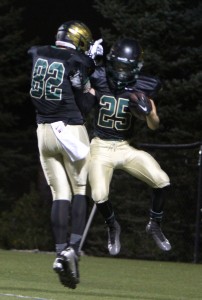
<box><xmin>55</xmin><ymin>41</ymin><xmax>76</xmax><ymax>49</ymax></box>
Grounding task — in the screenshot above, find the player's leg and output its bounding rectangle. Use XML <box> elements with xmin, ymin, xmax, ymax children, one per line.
<box><xmin>95</xmin><ymin>200</ymin><xmax>121</xmax><ymax>256</ymax></box>
<box><xmin>37</xmin><ymin>124</ymin><xmax>78</xmax><ymax>289</ymax></box>
<box><xmin>123</xmin><ymin>145</ymin><xmax>171</xmax><ymax>251</ymax></box>
<box><xmin>145</xmin><ymin>186</ymin><xmax>171</xmax><ymax>251</ymax></box>
<box><xmin>38</xmin><ymin>125</ymin><xmax>72</xmax><ymax>253</ymax></box>
<box><xmin>88</xmin><ymin>138</ymin><xmax>121</xmax><ymax>255</ymax></box>
<box><xmin>51</xmin><ymin>197</ymin><xmax>79</xmax><ymax>288</ymax></box>
<box><xmin>63</xmin><ymin>125</ymin><xmax>90</xmax><ymax>257</ymax></box>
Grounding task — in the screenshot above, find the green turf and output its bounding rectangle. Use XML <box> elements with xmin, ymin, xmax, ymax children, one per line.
<box><xmin>0</xmin><ymin>249</ymin><xmax>202</xmax><ymax>300</ymax></box>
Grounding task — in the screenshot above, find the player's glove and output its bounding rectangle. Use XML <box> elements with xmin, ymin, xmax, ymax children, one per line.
<box><xmin>69</xmin><ymin>70</ymin><xmax>82</xmax><ymax>88</ymax></box>
<box><xmin>69</xmin><ymin>70</ymin><xmax>91</xmax><ymax>92</ymax></box>
<box><xmin>87</xmin><ymin>38</ymin><xmax>103</xmax><ymax>59</ymax></box>
<box><xmin>128</xmin><ymin>92</ymin><xmax>152</xmax><ymax>116</ymax></box>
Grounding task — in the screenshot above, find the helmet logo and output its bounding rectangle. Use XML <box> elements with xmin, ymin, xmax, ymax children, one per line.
<box><xmin>69</xmin><ymin>28</ymin><xmax>77</xmax><ymax>34</ymax></box>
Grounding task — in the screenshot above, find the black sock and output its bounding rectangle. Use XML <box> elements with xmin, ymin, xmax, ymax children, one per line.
<box><xmin>150</xmin><ymin>186</ymin><xmax>170</xmax><ymax>222</ymax></box>
<box><xmin>96</xmin><ymin>200</ymin><xmax>115</xmax><ymax>225</ymax></box>
<box><xmin>51</xmin><ymin>200</ymin><xmax>70</xmax><ymax>254</ymax></box>
<box><xmin>70</xmin><ymin>194</ymin><xmax>88</xmax><ymax>254</ymax></box>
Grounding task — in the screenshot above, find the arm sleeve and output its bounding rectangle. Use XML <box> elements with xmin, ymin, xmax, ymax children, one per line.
<box><xmin>74</xmin><ymin>89</ymin><xmax>96</xmax><ymax>117</ymax></box>
<box><xmin>70</xmin><ymin>54</ymin><xmax>95</xmax><ymax>87</ymax></box>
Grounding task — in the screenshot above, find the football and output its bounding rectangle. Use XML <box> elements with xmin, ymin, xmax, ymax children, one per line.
<box><xmin>128</xmin><ymin>92</ymin><xmax>152</xmax><ymax>117</ymax></box>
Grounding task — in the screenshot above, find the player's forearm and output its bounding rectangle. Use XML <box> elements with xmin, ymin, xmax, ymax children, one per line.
<box><xmin>145</xmin><ymin>99</ymin><xmax>160</xmax><ymax>130</ymax></box>
<box><xmin>146</xmin><ymin>111</ymin><xmax>160</xmax><ymax>130</ymax></box>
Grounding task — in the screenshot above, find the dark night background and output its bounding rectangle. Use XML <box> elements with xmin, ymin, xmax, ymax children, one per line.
<box><xmin>21</xmin><ymin>0</ymin><xmax>105</xmax><ymax>42</ymax></box>
<box><xmin>0</xmin><ymin>0</ymin><xmax>202</xmax><ymax>263</ymax></box>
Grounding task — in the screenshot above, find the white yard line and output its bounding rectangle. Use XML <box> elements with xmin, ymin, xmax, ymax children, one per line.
<box><xmin>0</xmin><ymin>293</ymin><xmax>53</xmax><ymax>300</ymax></box>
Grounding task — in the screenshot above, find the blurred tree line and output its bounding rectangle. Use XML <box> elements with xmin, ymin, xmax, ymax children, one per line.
<box><xmin>0</xmin><ymin>0</ymin><xmax>201</xmax><ymax>262</ymax></box>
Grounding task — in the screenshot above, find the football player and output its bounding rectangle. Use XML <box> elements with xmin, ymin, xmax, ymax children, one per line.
<box><xmin>87</xmin><ymin>37</ymin><xmax>171</xmax><ymax>255</ymax></box>
<box><xmin>28</xmin><ymin>20</ymin><xmax>101</xmax><ymax>289</ymax></box>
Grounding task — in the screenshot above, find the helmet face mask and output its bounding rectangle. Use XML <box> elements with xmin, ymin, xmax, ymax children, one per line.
<box><xmin>106</xmin><ymin>60</ymin><xmax>140</xmax><ymax>85</ymax></box>
<box><xmin>106</xmin><ymin>38</ymin><xmax>143</xmax><ymax>89</ymax></box>
<box><xmin>56</xmin><ymin>20</ymin><xmax>93</xmax><ymax>53</ymax></box>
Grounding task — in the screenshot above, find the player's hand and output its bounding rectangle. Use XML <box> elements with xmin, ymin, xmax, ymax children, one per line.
<box><xmin>129</xmin><ymin>92</ymin><xmax>152</xmax><ymax>116</ymax></box>
<box><xmin>70</xmin><ymin>70</ymin><xmax>91</xmax><ymax>92</ymax></box>
<box><xmin>87</xmin><ymin>38</ymin><xmax>103</xmax><ymax>59</ymax></box>
<box><xmin>69</xmin><ymin>70</ymin><xmax>82</xmax><ymax>89</ymax></box>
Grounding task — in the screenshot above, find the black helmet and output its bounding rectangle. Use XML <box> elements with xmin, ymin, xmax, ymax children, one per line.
<box><xmin>106</xmin><ymin>38</ymin><xmax>143</xmax><ymax>89</ymax></box>
<box><xmin>55</xmin><ymin>20</ymin><xmax>93</xmax><ymax>52</ymax></box>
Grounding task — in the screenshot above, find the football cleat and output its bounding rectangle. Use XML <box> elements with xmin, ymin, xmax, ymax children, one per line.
<box><xmin>108</xmin><ymin>220</ymin><xmax>121</xmax><ymax>255</ymax></box>
<box><xmin>146</xmin><ymin>220</ymin><xmax>171</xmax><ymax>251</ymax></box>
<box><xmin>53</xmin><ymin>257</ymin><xmax>64</xmax><ymax>272</ymax></box>
<box><xmin>53</xmin><ymin>247</ymin><xmax>79</xmax><ymax>289</ymax></box>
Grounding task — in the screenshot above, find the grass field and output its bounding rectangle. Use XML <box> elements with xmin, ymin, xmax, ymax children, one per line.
<box><xmin>0</xmin><ymin>250</ymin><xmax>202</xmax><ymax>300</ymax></box>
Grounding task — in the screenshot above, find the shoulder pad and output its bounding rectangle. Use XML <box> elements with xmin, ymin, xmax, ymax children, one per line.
<box><xmin>126</xmin><ymin>75</ymin><xmax>162</xmax><ymax>98</ymax></box>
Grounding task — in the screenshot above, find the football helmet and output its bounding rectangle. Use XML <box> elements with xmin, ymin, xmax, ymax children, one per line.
<box><xmin>106</xmin><ymin>38</ymin><xmax>143</xmax><ymax>89</ymax></box>
<box><xmin>55</xmin><ymin>20</ymin><xmax>93</xmax><ymax>52</ymax></box>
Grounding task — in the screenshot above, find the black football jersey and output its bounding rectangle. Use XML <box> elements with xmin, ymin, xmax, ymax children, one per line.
<box><xmin>90</xmin><ymin>67</ymin><xmax>135</xmax><ymax>140</ymax></box>
<box><xmin>28</xmin><ymin>45</ymin><xmax>94</xmax><ymax>124</ymax></box>
<box><xmin>90</xmin><ymin>67</ymin><xmax>160</xmax><ymax>140</ymax></box>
